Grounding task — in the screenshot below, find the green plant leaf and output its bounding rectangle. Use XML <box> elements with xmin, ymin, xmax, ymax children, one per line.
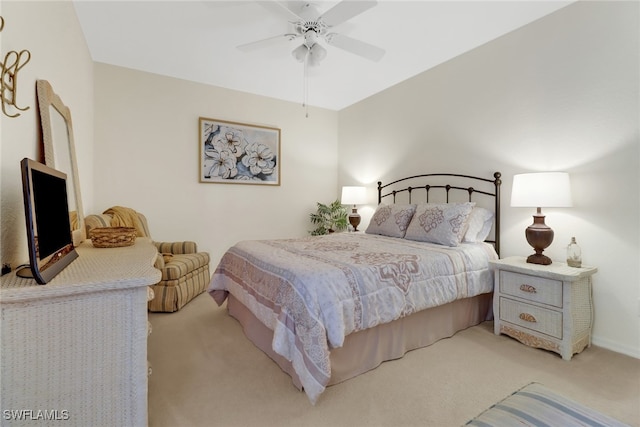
<box><xmin>309</xmin><ymin>199</ymin><xmax>348</xmax><ymax>234</ymax></box>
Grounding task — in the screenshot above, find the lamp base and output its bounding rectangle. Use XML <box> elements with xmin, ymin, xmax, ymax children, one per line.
<box><xmin>348</xmin><ymin>207</ymin><xmax>361</xmax><ymax>232</ymax></box>
<box><xmin>526</xmin><ymin>253</ymin><xmax>552</xmax><ymax>265</ymax></box>
<box><xmin>525</xmin><ymin>209</ymin><xmax>554</xmax><ymax>265</ymax></box>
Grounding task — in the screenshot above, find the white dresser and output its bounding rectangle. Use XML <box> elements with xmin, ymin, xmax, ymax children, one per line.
<box><xmin>0</xmin><ymin>238</ymin><xmax>161</xmax><ymax>426</ymax></box>
<box><xmin>490</xmin><ymin>256</ymin><xmax>597</xmax><ymax>361</ymax></box>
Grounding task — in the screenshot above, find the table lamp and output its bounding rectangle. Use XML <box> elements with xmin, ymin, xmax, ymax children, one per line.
<box><xmin>511</xmin><ymin>172</ymin><xmax>572</xmax><ymax>265</ymax></box>
<box><xmin>341</xmin><ymin>186</ymin><xmax>367</xmax><ymax>231</ymax></box>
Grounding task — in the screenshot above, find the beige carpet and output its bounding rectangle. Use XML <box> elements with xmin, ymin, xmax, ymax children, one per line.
<box><xmin>148</xmin><ymin>293</ymin><xmax>640</xmax><ymax>427</ymax></box>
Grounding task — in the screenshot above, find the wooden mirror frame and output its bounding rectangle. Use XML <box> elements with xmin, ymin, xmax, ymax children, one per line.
<box><xmin>36</xmin><ymin>79</ymin><xmax>86</xmax><ymax>245</ymax></box>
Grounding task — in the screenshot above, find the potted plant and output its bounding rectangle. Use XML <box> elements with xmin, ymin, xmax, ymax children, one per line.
<box><xmin>309</xmin><ymin>200</ymin><xmax>348</xmax><ymax>236</ymax></box>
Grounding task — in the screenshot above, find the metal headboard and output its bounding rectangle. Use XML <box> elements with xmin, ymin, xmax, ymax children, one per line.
<box><xmin>377</xmin><ymin>172</ymin><xmax>502</xmax><ymax>255</ymax></box>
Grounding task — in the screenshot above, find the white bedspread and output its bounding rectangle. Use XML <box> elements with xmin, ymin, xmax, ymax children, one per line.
<box><xmin>208</xmin><ymin>233</ymin><xmax>497</xmax><ymax>403</ymax></box>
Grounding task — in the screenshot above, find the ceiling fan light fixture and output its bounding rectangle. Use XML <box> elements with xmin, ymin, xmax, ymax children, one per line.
<box><xmin>292</xmin><ymin>44</ymin><xmax>308</xmax><ymax>62</ymax></box>
<box><xmin>308</xmin><ymin>43</ymin><xmax>327</xmax><ymax>66</ymax></box>
<box><xmin>303</xmin><ymin>29</ymin><xmax>319</xmax><ymax>47</ymax></box>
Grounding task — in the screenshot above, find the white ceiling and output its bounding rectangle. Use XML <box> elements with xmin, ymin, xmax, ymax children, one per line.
<box><xmin>73</xmin><ymin>0</ymin><xmax>574</xmax><ymax>111</ymax></box>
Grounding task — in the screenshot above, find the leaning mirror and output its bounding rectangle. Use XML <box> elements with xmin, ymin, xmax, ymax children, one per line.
<box><xmin>36</xmin><ymin>79</ymin><xmax>86</xmax><ymax>245</ymax></box>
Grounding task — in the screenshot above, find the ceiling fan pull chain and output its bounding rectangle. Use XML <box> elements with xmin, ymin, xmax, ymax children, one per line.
<box><xmin>303</xmin><ymin>56</ymin><xmax>309</xmax><ymax>118</ymax></box>
<box><xmin>302</xmin><ymin>58</ymin><xmax>306</xmax><ymax>108</ymax></box>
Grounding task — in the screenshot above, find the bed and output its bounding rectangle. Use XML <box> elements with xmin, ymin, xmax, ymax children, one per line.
<box><xmin>208</xmin><ymin>172</ymin><xmax>502</xmax><ymax>404</ymax></box>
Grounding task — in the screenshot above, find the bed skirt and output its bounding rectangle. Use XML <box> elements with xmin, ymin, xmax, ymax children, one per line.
<box><xmin>227</xmin><ymin>292</ymin><xmax>493</xmax><ymax>391</ymax></box>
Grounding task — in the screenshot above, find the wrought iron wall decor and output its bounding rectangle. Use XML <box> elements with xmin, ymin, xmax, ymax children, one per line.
<box><xmin>0</xmin><ymin>16</ymin><xmax>32</xmax><ymax>118</ymax></box>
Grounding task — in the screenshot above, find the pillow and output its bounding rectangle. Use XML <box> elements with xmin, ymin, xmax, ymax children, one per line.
<box><xmin>463</xmin><ymin>207</ymin><xmax>494</xmax><ymax>243</ymax></box>
<box><xmin>404</xmin><ymin>202</ymin><xmax>475</xmax><ymax>247</ymax></box>
<box><xmin>365</xmin><ymin>204</ymin><xmax>416</xmax><ymax>238</ymax></box>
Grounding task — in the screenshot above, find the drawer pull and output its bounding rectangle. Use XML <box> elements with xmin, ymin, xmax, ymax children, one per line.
<box><xmin>519</xmin><ymin>313</ymin><xmax>537</xmax><ymax>323</ymax></box>
<box><xmin>520</xmin><ymin>284</ymin><xmax>537</xmax><ymax>294</ymax></box>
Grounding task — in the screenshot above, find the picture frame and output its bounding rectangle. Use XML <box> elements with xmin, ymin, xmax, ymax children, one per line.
<box><xmin>199</xmin><ymin>117</ymin><xmax>280</xmax><ymax>185</ymax></box>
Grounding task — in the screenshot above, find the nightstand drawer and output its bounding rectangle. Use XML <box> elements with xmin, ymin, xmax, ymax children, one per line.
<box><xmin>500</xmin><ymin>271</ymin><xmax>562</xmax><ymax>307</ymax></box>
<box><xmin>499</xmin><ymin>297</ymin><xmax>562</xmax><ymax>339</ymax></box>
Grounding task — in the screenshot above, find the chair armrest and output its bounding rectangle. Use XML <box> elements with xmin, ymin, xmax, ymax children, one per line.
<box><xmin>154</xmin><ymin>241</ymin><xmax>198</xmax><ymax>254</ymax></box>
<box><xmin>84</xmin><ymin>214</ymin><xmax>114</xmax><ymax>235</ymax></box>
<box><xmin>154</xmin><ymin>252</ymin><xmax>165</xmax><ymax>269</ymax></box>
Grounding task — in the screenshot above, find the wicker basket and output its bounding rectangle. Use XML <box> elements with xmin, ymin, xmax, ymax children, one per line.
<box><xmin>90</xmin><ymin>227</ymin><xmax>137</xmax><ymax>248</ymax></box>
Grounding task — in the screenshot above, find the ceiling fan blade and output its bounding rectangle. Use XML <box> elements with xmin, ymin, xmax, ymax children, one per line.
<box><xmin>319</xmin><ymin>0</ymin><xmax>377</xmax><ymax>27</ymax></box>
<box><xmin>326</xmin><ymin>33</ymin><xmax>385</xmax><ymax>62</ymax></box>
<box><xmin>255</xmin><ymin>1</ymin><xmax>303</xmax><ymax>21</ymax></box>
<box><xmin>237</xmin><ymin>34</ymin><xmax>295</xmax><ymax>52</ymax></box>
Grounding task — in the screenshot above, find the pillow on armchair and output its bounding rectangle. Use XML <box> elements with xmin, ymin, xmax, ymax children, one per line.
<box><xmin>85</xmin><ymin>208</ymin><xmax>210</xmax><ymax>312</ymax></box>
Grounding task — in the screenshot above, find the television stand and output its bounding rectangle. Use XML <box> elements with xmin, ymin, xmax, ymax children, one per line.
<box><xmin>0</xmin><ymin>238</ymin><xmax>161</xmax><ymax>426</ymax></box>
<box><xmin>15</xmin><ymin>265</ymin><xmax>34</xmax><ymax>278</ymax></box>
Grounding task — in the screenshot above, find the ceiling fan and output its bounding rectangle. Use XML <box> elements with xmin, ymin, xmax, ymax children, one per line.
<box><xmin>238</xmin><ymin>1</ymin><xmax>385</xmax><ymax>66</ymax></box>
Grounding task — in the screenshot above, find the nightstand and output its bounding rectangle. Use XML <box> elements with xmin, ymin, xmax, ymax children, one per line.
<box><xmin>490</xmin><ymin>256</ymin><xmax>597</xmax><ymax>360</ymax></box>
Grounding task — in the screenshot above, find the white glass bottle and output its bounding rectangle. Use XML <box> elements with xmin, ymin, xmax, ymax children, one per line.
<box><xmin>566</xmin><ymin>237</ymin><xmax>582</xmax><ymax>268</ymax></box>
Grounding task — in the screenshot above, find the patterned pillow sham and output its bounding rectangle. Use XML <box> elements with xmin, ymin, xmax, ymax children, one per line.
<box><xmin>404</xmin><ymin>202</ymin><xmax>475</xmax><ymax>247</ymax></box>
<box><xmin>463</xmin><ymin>207</ymin><xmax>494</xmax><ymax>243</ymax></box>
<box><xmin>365</xmin><ymin>204</ymin><xmax>417</xmax><ymax>238</ymax></box>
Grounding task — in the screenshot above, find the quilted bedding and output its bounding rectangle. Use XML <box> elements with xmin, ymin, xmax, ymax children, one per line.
<box><xmin>208</xmin><ymin>232</ymin><xmax>498</xmax><ymax>403</ymax></box>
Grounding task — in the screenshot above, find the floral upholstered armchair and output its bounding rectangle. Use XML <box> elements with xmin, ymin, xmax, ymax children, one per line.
<box><xmin>85</xmin><ymin>207</ymin><xmax>210</xmax><ymax>312</ymax></box>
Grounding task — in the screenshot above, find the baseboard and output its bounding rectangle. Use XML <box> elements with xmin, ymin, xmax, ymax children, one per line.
<box><xmin>592</xmin><ymin>335</ymin><xmax>640</xmax><ymax>359</ymax></box>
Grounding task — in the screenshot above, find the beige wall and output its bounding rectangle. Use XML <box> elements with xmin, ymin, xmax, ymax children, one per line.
<box><xmin>0</xmin><ymin>1</ymin><xmax>94</xmax><ymax>268</ymax></box>
<box><xmin>339</xmin><ymin>1</ymin><xmax>640</xmax><ymax>357</ymax></box>
<box><xmin>93</xmin><ymin>64</ymin><xmax>339</xmax><ymax>265</ymax></box>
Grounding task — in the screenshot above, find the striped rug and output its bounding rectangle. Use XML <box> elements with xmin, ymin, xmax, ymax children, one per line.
<box><xmin>466</xmin><ymin>382</ymin><xmax>630</xmax><ymax>427</ymax></box>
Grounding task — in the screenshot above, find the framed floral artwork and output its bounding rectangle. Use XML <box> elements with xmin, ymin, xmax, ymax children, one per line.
<box><xmin>199</xmin><ymin>117</ymin><xmax>280</xmax><ymax>185</ymax></box>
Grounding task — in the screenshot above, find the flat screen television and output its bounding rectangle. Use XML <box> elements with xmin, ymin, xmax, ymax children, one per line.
<box><xmin>18</xmin><ymin>158</ymin><xmax>78</xmax><ymax>284</ymax></box>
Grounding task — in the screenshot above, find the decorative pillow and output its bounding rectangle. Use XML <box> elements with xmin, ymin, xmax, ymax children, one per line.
<box><xmin>463</xmin><ymin>207</ymin><xmax>494</xmax><ymax>243</ymax></box>
<box><xmin>404</xmin><ymin>202</ymin><xmax>475</xmax><ymax>247</ymax></box>
<box><xmin>365</xmin><ymin>204</ymin><xmax>417</xmax><ymax>238</ymax></box>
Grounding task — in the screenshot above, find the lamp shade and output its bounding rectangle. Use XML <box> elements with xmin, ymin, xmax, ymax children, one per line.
<box><xmin>292</xmin><ymin>44</ymin><xmax>308</xmax><ymax>63</ymax></box>
<box><xmin>511</xmin><ymin>172</ymin><xmax>573</xmax><ymax>208</ymax></box>
<box><xmin>307</xmin><ymin>43</ymin><xmax>327</xmax><ymax>67</ymax></box>
<box><xmin>341</xmin><ymin>186</ymin><xmax>367</xmax><ymax>205</ymax></box>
